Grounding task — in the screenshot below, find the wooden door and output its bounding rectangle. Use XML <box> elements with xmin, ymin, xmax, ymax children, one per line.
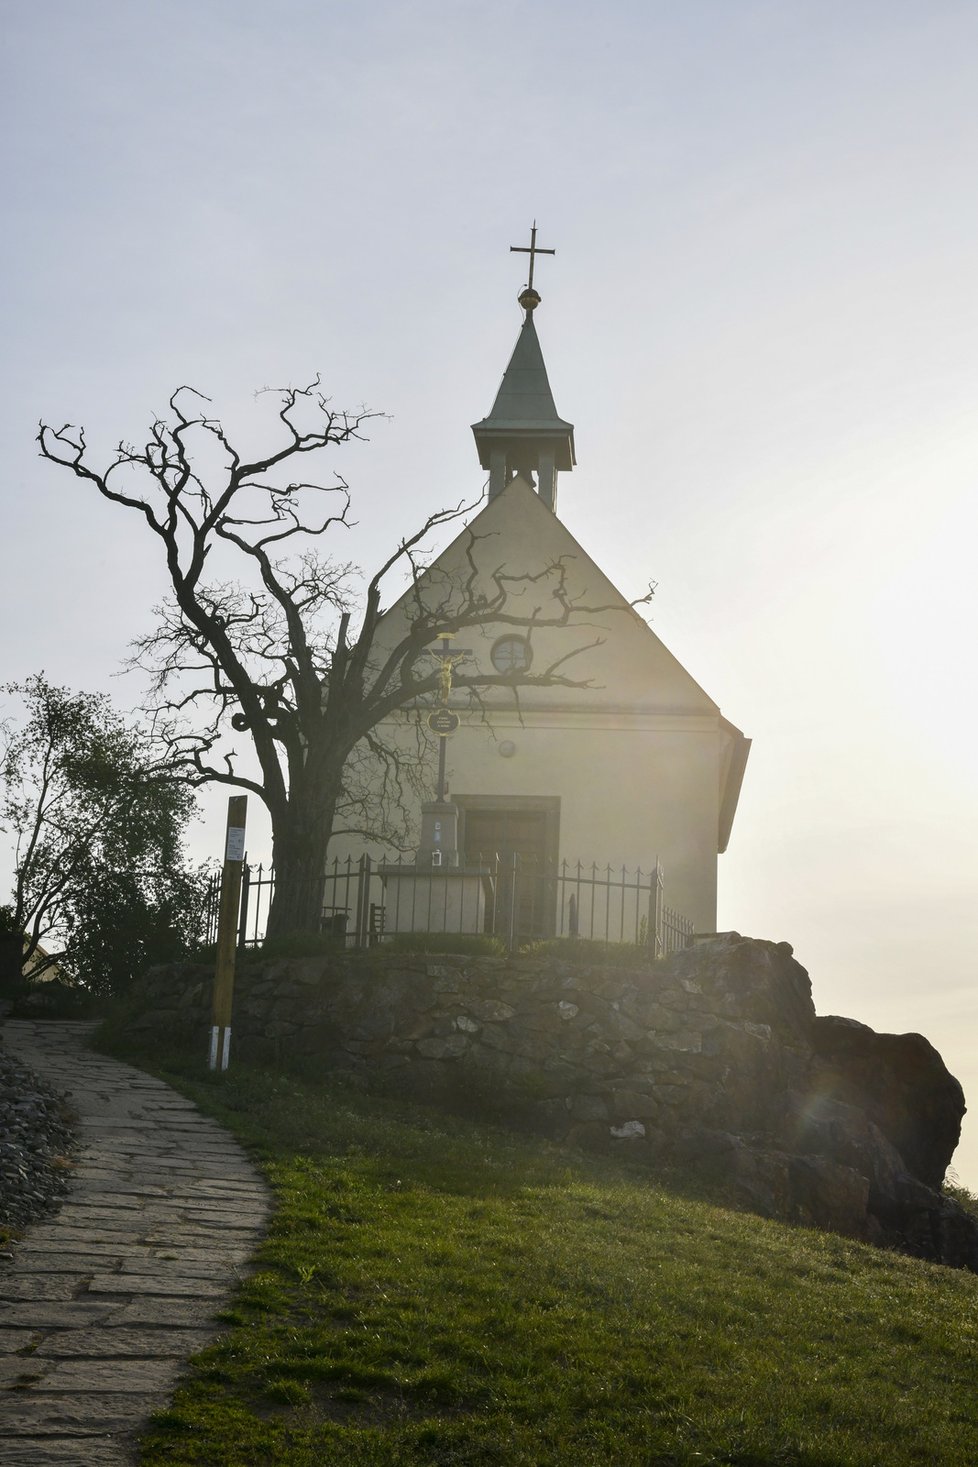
<box><xmin>461</xmin><ymin>802</ymin><xmax>558</xmax><ymax>943</ymax></box>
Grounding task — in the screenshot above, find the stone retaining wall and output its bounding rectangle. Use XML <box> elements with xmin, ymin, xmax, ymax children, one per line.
<box><xmin>125</xmin><ymin>933</ymin><xmax>977</xmax><ymax>1269</ymax></box>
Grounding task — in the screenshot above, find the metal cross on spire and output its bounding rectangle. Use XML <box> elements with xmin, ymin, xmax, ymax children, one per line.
<box><xmin>510</xmin><ymin>221</ymin><xmax>555</xmax><ymax>293</ymax></box>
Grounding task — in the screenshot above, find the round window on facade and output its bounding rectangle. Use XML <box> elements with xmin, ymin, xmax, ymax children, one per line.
<box><xmin>490</xmin><ymin>635</ymin><xmax>532</xmax><ymax>674</ymax></box>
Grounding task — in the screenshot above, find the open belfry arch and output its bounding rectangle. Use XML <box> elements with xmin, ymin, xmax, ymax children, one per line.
<box><xmin>472</xmin><ymin>224</ymin><xmax>575</xmax><ymax>511</ymax></box>
<box><xmin>327</xmin><ymin>229</ymin><xmax>750</xmax><ymax>940</ymax></box>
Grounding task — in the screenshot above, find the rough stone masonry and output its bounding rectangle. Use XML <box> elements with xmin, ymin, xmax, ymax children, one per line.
<box><xmin>127</xmin><ymin>933</ymin><xmax>977</xmax><ymax>1270</ymax></box>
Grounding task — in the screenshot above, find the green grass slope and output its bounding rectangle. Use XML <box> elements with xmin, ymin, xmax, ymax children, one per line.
<box><xmin>101</xmin><ymin>1037</ymin><xmax>978</xmax><ymax>1467</ymax></box>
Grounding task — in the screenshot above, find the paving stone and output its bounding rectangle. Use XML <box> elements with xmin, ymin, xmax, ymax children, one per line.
<box><xmin>117</xmin><ymin>1257</ymin><xmax>242</xmax><ymax>1279</ymax></box>
<box><xmin>137</xmin><ymin>1160</ymin><xmax>253</xmax><ymax>1175</ymax></box>
<box><xmin>0</xmin><ymin>1356</ymin><xmax>55</xmax><ymax>1384</ymax></box>
<box><xmin>139</xmin><ymin>1229</ymin><xmax>261</xmax><ymax>1248</ymax></box>
<box><xmin>0</xmin><ymin>1438</ymin><xmax>131</xmax><ymax>1465</ymax></box>
<box><xmin>1</xmin><ymin>1252</ymin><xmax>113</xmax><ymax>1274</ymax></box>
<box><xmin>0</xmin><ymin>1275</ymin><xmax>92</xmax><ymax>1302</ymax></box>
<box><xmin>76</xmin><ymin>1121</ymin><xmax>158</xmax><ymax>1133</ymax></box>
<box><xmin>8</xmin><ymin>1230</ymin><xmax>141</xmax><ymax>1253</ymax></box>
<box><xmin>41</xmin><ymin>1358</ymin><xmax>183</xmax><ymax>1393</ymax></box>
<box><xmin>0</xmin><ymin>1329</ymin><xmax>42</xmax><ymax>1352</ymax></box>
<box><xmin>14</xmin><ymin>1241</ymin><xmax>137</xmax><ymax>1261</ymax></box>
<box><xmin>1</xmin><ymin>1392</ymin><xmax>158</xmax><ymax>1434</ymax></box>
<box><xmin>0</xmin><ymin>1021</ymin><xmax>269</xmax><ymax>1460</ymax></box>
<box><xmin>171</xmin><ymin>1208</ymin><xmax>266</xmax><ymax>1227</ymax></box>
<box><xmin>0</xmin><ymin>1304</ymin><xmax>118</xmax><ymax>1329</ymax></box>
<box><xmin>72</xmin><ymin>1182</ymin><xmax>172</xmax><ymax>1195</ymax></box>
<box><xmin>145</xmin><ymin>1246</ymin><xmax>254</xmax><ymax>1265</ymax></box>
<box><xmin>45</xmin><ymin>1211</ymin><xmax>160</xmax><ymax>1233</ymax></box>
<box><xmin>156</xmin><ymin>1184</ymin><xmax>263</xmax><ymax>1200</ymax></box>
<box><xmin>35</xmin><ymin>1328</ymin><xmax>214</xmax><ymax>1358</ymax></box>
<box><xmin>86</xmin><ymin>1273</ymin><xmax>227</xmax><ymax>1298</ymax></box>
<box><xmin>61</xmin><ymin>1188</ymin><xmax>145</xmax><ymax>1207</ymax></box>
<box><xmin>100</xmin><ymin>1296</ymin><xmax>228</xmax><ymax>1327</ymax></box>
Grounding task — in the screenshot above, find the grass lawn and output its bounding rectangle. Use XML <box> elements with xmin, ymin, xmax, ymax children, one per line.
<box><xmin>101</xmin><ymin>1036</ymin><xmax>978</xmax><ymax>1466</ymax></box>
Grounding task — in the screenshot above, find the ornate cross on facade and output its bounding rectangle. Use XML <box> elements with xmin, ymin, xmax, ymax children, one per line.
<box><xmin>426</xmin><ymin>632</ymin><xmax>471</xmax><ymax>804</ymax></box>
<box><xmin>428</xmin><ymin>631</ymin><xmax>471</xmax><ymax>704</ymax></box>
<box><xmin>510</xmin><ymin>221</ymin><xmax>555</xmax><ymax>292</ymax></box>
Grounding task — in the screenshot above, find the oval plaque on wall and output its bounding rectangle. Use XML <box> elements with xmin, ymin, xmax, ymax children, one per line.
<box><xmin>427</xmin><ymin>709</ymin><xmax>460</xmax><ymax>736</ymax></box>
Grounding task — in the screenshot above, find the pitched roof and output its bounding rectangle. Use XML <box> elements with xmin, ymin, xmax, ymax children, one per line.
<box><xmin>377</xmin><ymin>477</ymin><xmax>750</xmax><ymax>851</ymax></box>
<box><xmin>471</xmin><ymin>315</ymin><xmax>576</xmax><ymax>470</ymax></box>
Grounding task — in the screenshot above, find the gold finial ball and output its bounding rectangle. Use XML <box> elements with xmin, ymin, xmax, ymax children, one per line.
<box><xmin>518</xmin><ymin>287</ymin><xmax>541</xmax><ymax>312</ymax></box>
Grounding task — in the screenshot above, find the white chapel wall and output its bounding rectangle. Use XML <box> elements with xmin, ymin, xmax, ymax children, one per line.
<box><xmin>328</xmin><ymin>478</ymin><xmax>737</xmax><ymax>935</ymax></box>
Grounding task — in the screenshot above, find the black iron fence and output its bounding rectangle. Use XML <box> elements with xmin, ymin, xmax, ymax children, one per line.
<box><xmin>206</xmin><ymin>854</ymin><xmax>694</xmax><ymax>957</ymax></box>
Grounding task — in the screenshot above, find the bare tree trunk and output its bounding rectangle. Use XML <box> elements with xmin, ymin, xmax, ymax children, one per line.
<box><xmin>264</xmin><ymin>779</ymin><xmax>340</xmax><ymax>938</ymax></box>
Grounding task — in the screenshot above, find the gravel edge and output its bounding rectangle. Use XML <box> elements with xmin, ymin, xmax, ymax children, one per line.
<box><xmin>0</xmin><ymin>1039</ymin><xmax>79</xmax><ymax>1235</ymax></box>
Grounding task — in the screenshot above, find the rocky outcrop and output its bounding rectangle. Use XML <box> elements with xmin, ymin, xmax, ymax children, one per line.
<box><xmin>810</xmin><ymin>1016</ymin><xmax>963</xmax><ymax>1189</ymax></box>
<box><xmin>123</xmin><ymin>934</ymin><xmax>976</xmax><ymax>1269</ymax></box>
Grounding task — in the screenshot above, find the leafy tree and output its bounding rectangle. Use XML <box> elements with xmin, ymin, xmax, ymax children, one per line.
<box><xmin>38</xmin><ymin>383</ymin><xmax>646</xmax><ymax>936</ymax></box>
<box><xmin>0</xmin><ymin>675</ymin><xmax>204</xmax><ymax>993</ymax></box>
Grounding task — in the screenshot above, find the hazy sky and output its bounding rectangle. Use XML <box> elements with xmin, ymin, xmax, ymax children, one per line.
<box><xmin>3</xmin><ymin>2</ymin><xmax>977</xmax><ymax>1180</ymax></box>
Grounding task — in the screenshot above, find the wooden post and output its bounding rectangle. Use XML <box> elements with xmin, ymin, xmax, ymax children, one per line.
<box><xmin>209</xmin><ymin>795</ymin><xmax>247</xmax><ymax>1072</ymax></box>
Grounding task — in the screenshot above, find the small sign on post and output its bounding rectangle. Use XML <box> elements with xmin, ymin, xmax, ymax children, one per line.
<box><xmin>209</xmin><ymin>794</ymin><xmax>248</xmax><ymax>1072</ymax></box>
<box><xmin>427</xmin><ymin>708</ymin><xmax>460</xmax><ymax>736</ymax></box>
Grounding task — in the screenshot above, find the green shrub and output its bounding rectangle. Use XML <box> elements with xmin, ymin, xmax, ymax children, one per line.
<box><xmin>520</xmin><ymin>936</ymin><xmax>657</xmax><ymax>968</ymax></box>
<box><xmin>8</xmin><ymin>977</ymin><xmax>100</xmax><ymax>1019</ymax></box>
<box><xmin>186</xmin><ymin>932</ymin><xmax>347</xmax><ymax>965</ymax></box>
<box><xmin>245</xmin><ymin>932</ymin><xmax>347</xmax><ymax>962</ymax></box>
<box><xmin>944</xmin><ymin>1172</ymin><xmax>978</xmax><ymax>1220</ymax></box>
<box><xmin>381</xmin><ymin>931</ymin><xmax>507</xmax><ymax>957</ymax></box>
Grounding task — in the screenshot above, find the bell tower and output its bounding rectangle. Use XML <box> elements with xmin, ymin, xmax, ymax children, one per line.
<box><xmin>471</xmin><ymin>225</ymin><xmax>576</xmax><ymax>512</ymax></box>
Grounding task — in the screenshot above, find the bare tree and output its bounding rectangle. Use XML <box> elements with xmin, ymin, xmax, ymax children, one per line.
<box><xmin>38</xmin><ymin>382</ymin><xmax>645</xmax><ymax>936</ymax></box>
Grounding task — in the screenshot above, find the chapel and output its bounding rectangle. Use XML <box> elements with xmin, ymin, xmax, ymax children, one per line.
<box><xmin>329</xmin><ymin>238</ymin><xmax>750</xmax><ymax>942</ymax></box>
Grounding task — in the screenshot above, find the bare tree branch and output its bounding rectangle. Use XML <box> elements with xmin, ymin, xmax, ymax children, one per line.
<box><xmin>39</xmin><ymin>381</ymin><xmax>652</xmax><ymax>934</ymax></box>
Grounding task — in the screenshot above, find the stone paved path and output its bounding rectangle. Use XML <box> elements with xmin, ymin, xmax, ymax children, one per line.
<box><xmin>0</xmin><ymin>1020</ymin><xmax>271</xmax><ymax>1466</ymax></box>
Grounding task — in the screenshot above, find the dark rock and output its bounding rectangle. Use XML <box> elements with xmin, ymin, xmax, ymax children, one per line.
<box><xmin>610</xmin><ymin>1088</ymin><xmax>659</xmax><ymax>1120</ymax></box>
<box><xmin>533</xmin><ymin>1097</ymin><xmax>571</xmax><ymax>1130</ymax></box>
<box><xmin>570</xmin><ymin>1094</ymin><xmax>611</xmax><ymax>1122</ymax></box>
<box><xmin>786</xmin><ymin>1154</ymin><xmax>871</xmax><ymax>1238</ymax></box>
<box><xmin>660</xmin><ymin>934</ymin><xmax>816</xmax><ymax>1042</ymax></box>
<box><xmin>416</xmin><ymin>1034</ymin><xmax>469</xmax><ymax>1060</ymax></box>
<box><xmin>810</xmin><ymin>1016</ymin><xmax>964</xmax><ymax>1189</ymax></box>
<box><xmin>783</xmin><ymin>1096</ymin><xmax>906</xmax><ymax>1203</ymax></box>
<box><xmin>868</xmin><ymin>1172</ymin><xmax>978</xmax><ymax>1270</ymax></box>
